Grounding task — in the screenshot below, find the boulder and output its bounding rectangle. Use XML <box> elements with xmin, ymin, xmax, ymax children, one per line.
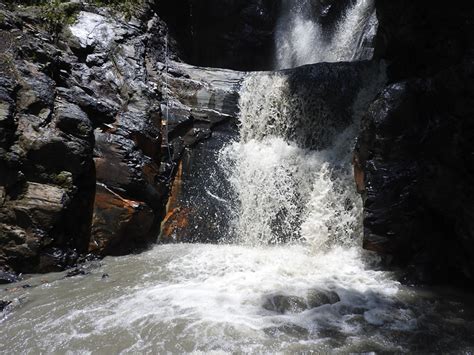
<box><xmin>263</xmin><ymin>294</ymin><xmax>307</xmax><ymax>314</ymax></box>
<box><xmin>263</xmin><ymin>290</ymin><xmax>339</xmax><ymax>314</ymax></box>
<box><xmin>306</xmin><ymin>289</ymin><xmax>340</xmax><ymax>308</ymax></box>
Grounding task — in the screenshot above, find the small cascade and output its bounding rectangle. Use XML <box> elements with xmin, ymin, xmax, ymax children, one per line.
<box><xmin>275</xmin><ymin>0</ymin><xmax>377</xmax><ymax>69</ymax></box>
<box><xmin>219</xmin><ymin>70</ymin><xmax>364</xmax><ymax>248</ymax></box>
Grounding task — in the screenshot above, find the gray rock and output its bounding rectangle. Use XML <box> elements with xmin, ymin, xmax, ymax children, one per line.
<box><xmin>263</xmin><ymin>294</ymin><xmax>308</xmax><ymax>314</ymax></box>
<box><xmin>306</xmin><ymin>289</ymin><xmax>340</xmax><ymax>308</ymax></box>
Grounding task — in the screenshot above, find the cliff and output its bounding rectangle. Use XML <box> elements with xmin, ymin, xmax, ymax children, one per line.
<box><xmin>0</xmin><ymin>1</ymin><xmax>173</xmax><ymax>278</ymax></box>
<box><xmin>356</xmin><ymin>0</ymin><xmax>474</xmax><ymax>283</ymax></box>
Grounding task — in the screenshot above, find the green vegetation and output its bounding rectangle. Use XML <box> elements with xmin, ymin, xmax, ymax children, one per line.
<box><xmin>43</xmin><ymin>0</ymin><xmax>80</xmax><ymax>40</ymax></box>
<box><xmin>93</xmin><ymin>0</ymin><xmax>144</xmax><ymax>19</ymax></box>
<box><xmin>4</xmin><ymin>0</ymin><xmax>144</xmax><ymax>38</ymax></box>
<box><xmin>5</xmin><ymin>0</ymin><xmax>144</xmax><ymax>14</ymax></box>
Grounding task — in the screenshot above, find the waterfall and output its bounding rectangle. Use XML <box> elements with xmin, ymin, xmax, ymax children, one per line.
<box><xmin>3</xmin><ymin>3</ymin><xmax>472</xmax><ymax>353</ymax></box>
<box><xmin>275</xmin><ymin>0</ymin><xmax>377</xmax><ymax>69</ymax></box>
<box><xmin>219</xmin><ymin>72</ymin><xmax>363</xmax><ymax>249</ymax></box>
<box><xmin>218</xmin><ymin>0</ymin><xmax>380</xmax><ymax>249</ymax></box>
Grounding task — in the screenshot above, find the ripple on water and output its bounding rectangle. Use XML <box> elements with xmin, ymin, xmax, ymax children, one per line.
<box><xmin>1</xmin><ymin>244</ymin><xmax>473</xmax><ymax>353</ymax></box>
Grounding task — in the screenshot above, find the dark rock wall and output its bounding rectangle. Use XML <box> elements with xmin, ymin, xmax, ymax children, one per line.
<box><xmin>156</xmin><ymin>0</ymin><xmax>279</xmax><ymax>71</ymax></box>
<box><xmin>357</xmin><ymin>0</ymin><xmax>474</xmax><ymax>283</ymax></box>
<box><xmin>0</xmin><ymin>2</ymin><xmax>170</xmax><ymax>273</ymax></box>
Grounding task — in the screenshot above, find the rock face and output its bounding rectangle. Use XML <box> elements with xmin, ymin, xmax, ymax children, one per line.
<box><xmin>156</xmin><ymin>61</ymin><xmax>245</xmax><ymax>243</ymax></box>
<box><xmin>0</xmin><ymin>1</ymin><xmax>248</xmax><ymax>277</ymax></box>
<box><xmin>0</xmin><ymin>2</ymin><xmax>168</xmax><ymax>275</ymax></box>
<box><xmin>357</xmin><ymin>0</ymin><xmax>474</xmax><ymax>282</ymax></box>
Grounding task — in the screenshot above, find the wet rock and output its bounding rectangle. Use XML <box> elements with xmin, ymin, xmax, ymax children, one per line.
<box><xmin>69</xmin><ymin>11</ymin><xmax>125</xmax><ymax>51</ymax></box>
<box><xmin>0</xmin><ymin>271</ymin><xmax>20</xmax><ymax>284</ymax></box>
<box><xmin>161</xmin><ymin>62</ymin><xmax>244</xmax><ymax>140</ymax></box>
<box><xmin>56</xmin><ymin>87</ymin><xmax>118</xmax><ymax>126</ymax></box>
<box><xmin>307</xmin><ymin>289</ymin><xmax>340</xmax><ymax>308</ymax></box>
<box><xmin>161</xmin><ymin>207</ymin><xmax>191</xmax><ymax>243</ymax></box>
<box><xmin>358</xmin><ymin>74</ymin><xmax>474</xmax><ymax>281</ymax></box>
<box><xmin>94</xmin><ymin>129</ymin><xmax>165</xmax><ymax>213</ymax></box>
<box><xmin>6</xmin><ymin>182</ymin><xmax>70</xmax><ymax>231</ymax></box>
<box><xmin>15</xmin><ymin>63</ymin><xmax>55</xmax><ymax>115</ymax></box>
<box><xmin>263</xmin><ymin>294</ymin><xmax>307</xmax><ymax>314</ymax></box>
<box><xmin>0</xmin><ymin>2</ymin><xmax>169</xmax><ymax>273</ymax></box>
<box><xmin>39</xmin><ymin>247</ymin><xmax>80</xmax><ymax>273</ymax></box>
<box><xmin>0</xmin><ymin>82</ymin><xmax>16</xmax><ymax>150</ymax></box>
<box><xmin>263</xmin><ymin>290</ymin><xmax>340</xmax><ymax>315</ymax></box>
<box><xmin>358</xmin><ymin>0</ymin><xmax>474</xmax><ymax>282</ymax></box>
<box><xmin>89</xmin><ymin>184</ymin><xmax>155</xmax><ymax>255</ymax></box>
<box><xmin>54</xmin><ymin>100</ymin><xmax>93</xmax><ymax>141</ymax></box>
<box><xmin>0</xmin><ymin>182</ymin><xmax>72</xmax><ymax>272</ymax></box>
<box><xmin>0</xmin><ymin>224</ymin><xmax>37</xmax><ymax>272</ymax></box>
<box><xmin>157</xmin><ymin>0</ymin><xmax>279</xmax><ymax>70</ymax></box>
<box><xmin>0</xmin><ymin>300</ymin><xmax>11</xmax><ymax>311</ymax></box>
<box><xmin>65</xmin><ymin>268</ymin><xmax>89</xmax><ymax>278</ymax></box>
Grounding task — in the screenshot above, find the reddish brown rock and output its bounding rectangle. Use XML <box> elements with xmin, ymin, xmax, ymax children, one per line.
<box><xmin>89</xmin><ymin>184</ymin><xmax>155</xmax><ymax>255</ymax></box>
<box><xmin>160</xmin><ymin>207</ymin><xmax>191</xmax><ymax>242</ymax></box>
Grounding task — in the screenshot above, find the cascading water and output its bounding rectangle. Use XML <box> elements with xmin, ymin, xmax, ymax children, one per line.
<box><xmin>275</xmin><ymin>0</ymin><xmax>377</xmax><ymax>69</ymax></box>
<box><xmin>1</xmin><ymin>1</ymin><xmax>473</xmax><ymax>353</ymax></box>
<box><xmin>219</xmin><ymin>72</ymin><xmax>363</xmax><ymax>248</ymax></box>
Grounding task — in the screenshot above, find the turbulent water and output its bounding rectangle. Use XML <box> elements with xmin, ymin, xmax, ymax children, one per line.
<box><xmin>275</xmin><ymin>0</ymin><xmax>377</xmax><ymax>69</ymax></box>
<box><xmin>1</xmin><ymin>245</ymin><xmax>474</xmax><ymax>353</ymax></box>
<box><xmin>1</xmin><ymin>1</ymin><xmax>474</xmax><ymax>353</ymax></box>
<box><xmin>219</xmin><ymin>72</ymin><xmax>362</xmax><ymax>248</ymax></box>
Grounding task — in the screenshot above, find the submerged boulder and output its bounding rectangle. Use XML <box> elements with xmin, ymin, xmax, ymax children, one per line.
<box><xmin>263</xmin><ymin>290</ymin><xmax>340</xmax><ymax>314</ymax></box>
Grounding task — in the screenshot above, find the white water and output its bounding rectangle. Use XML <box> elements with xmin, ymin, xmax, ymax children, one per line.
<box><xmin>219</xmin><ymin>72</ymin><xmax>362</xmax><ymax>248</ymax></box>
<box><xmin>275</xmin><ymin>0</ymin><xmax>377</xmax><ymax>69</ymax></box>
